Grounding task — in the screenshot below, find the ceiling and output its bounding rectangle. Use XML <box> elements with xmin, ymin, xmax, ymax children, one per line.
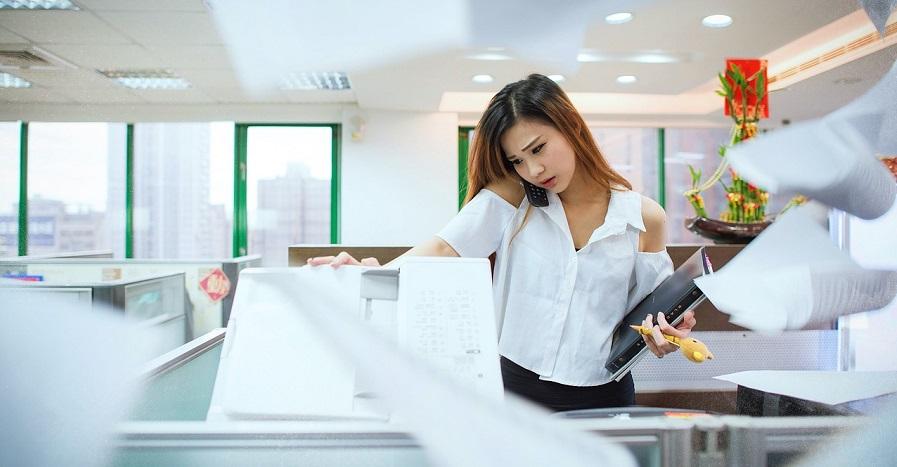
<box><xmin>0</xmin><ymin>0</ymin><xmax>894</xmax><ymax>125</ymax></box>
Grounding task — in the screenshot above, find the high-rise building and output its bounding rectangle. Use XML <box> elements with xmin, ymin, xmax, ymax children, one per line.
<box><xmin>133</xmin><ymin>123</ymin><xmax>223</xmax><ymax>259</ymax></box>
<box><xmin>251</xmin><ymin>163</ymin><xmax>330</xmax><ymax>266</ymax></box>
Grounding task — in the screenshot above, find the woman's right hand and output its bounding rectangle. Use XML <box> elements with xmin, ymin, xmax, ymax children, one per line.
<box><xmin>306</xmin><ymin>251</ymin><xmax>381</xmax><ymax>268</ymax></box>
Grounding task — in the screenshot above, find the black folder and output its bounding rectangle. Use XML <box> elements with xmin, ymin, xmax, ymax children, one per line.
<box><xmin>605</xmin><ymin>247</ymin><xmax>712</xmax><ymax>380</ymax></box>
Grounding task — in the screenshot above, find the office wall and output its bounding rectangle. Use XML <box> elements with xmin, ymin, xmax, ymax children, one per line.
<box><xmin>340</xmin><ymin>109</ymin><xmax>459</xmax><ymax>245</ymax></box>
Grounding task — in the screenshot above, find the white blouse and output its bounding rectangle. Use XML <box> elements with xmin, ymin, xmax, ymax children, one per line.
<box><xmin>437</xmin><ymin>188</ymin><xmax>673</xmax><ymax>386</ymax></box>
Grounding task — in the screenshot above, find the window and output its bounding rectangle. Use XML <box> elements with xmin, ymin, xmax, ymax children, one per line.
<box><xmin>664</xmin><ymin>128</ymin><xmax>790</xmax><ymax>244</ymax></box>
<box><xmin>245</xmin><ymin>125</ymin><xmax>335</xmax><ymax>266</ymax></box>
<box><xmin>26</xmin><ymin>122</ymin><xmax>126</xmax><ymax>257</ymax></box>
<box><xmin>133</xmin><ymin>122</ymin><xmax>234</xmax><ymax>259</ymax></box>
<box><xmin>590</xmin><ymin>127</ymin><xmax>659</xmax><ymax>201</ymax></box>
<box><xmin>0</xmin><ymin>122</ymin><xmax>19</xmax><ymax>257</ymax></box>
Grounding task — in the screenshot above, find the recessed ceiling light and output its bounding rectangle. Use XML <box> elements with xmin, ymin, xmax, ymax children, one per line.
<box><xmin>0</xmin><ymin>0</ymin><xmax>79</xmax><ymax>9</ymax></box>
<box><xmin>605</xmin><ymin>12</ymin><xmax>633</xmax><ymax>24</ymax></box>
<box><xmin>0</xmin><ymin>71</ymin><xmax>32</xmax><ymax>88</ymax></box>
<box><xmin>281</xmin><ymin>72</ymin><xmax>351</xmax><ymax>90</ymax></box>
<box><xmin>99</xmin><ymin>69</ymin><xmax>190</xmax><ymax>90</ymax></box>
<box><xmin>472</xmin><ymin>74</ymin><xmax>494</xmax><ymax>84</ymax></box>
<box><xmin>702</xmin><ymin>14</ymin><xmax>733</xmax><ymax>28</ymax></box>
<box><xmin>547</xmin><ymin>74</ymin><xmax>565</xmax><ymax>83</ymax></box>
<box><xmin>616</xmin><ymin>75</ymin><xmax>637</xmax><ymax>84</ymax></box>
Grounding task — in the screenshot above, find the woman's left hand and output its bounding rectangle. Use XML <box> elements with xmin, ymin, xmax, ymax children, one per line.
<box><xmin>641</xmin><ymin>310</ymin><xmax>697</xmax><ymax>358</ymax></box>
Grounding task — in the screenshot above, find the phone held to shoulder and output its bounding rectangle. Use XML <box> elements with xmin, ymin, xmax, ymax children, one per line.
<box><xmin>522</xmin><ymin>180</ymin><xmax>549</xmax><ymax>207</ymax></box>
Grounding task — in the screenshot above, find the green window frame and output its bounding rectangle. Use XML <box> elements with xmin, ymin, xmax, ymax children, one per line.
<box><xmin>232</xmin><ymin>123</ymin><xmax>342</xmax><ymax>257</ymax></box>
<box><xmin>8</xmin><ymin>121</ymin><xmax>340</xmax><ymax>259</ymax></box>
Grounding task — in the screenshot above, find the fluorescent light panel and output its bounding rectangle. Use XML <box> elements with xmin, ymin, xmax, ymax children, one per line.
<box><xmin>281</xmin><ymin>72</ymin><xmax>351</xmax><ymax>90</ymax></box>
<box><xmin>0</xmin><ymin>72</ymin><xmax>32</xmax><ymax>88</ymax></box>
<box><xmin>99</xmin><ymin>69</ymin><xmax>190</xmax><ymax>90</ymax></box>
<box><xmin>0</xmin><ymin>0</ymin><xmax>78</xmax><ymax>9</ymax></box>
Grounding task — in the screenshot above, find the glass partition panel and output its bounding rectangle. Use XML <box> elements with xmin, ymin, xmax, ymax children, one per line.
<box><xmin>26</xmin><ymin>122</ymin><xmax>126</xmax><ymax>257</ymax></box>
<box><xmin>664</xmin><ymin>128</ymin><xmax>731</xmax><ymax>244</ymax></box>
<box><xmin>0</xmin><ymin>122</ymin><xmax>19</xmax><ymax>257</ymax></box>
<box><xmin>133</xmin><ymin>122</ymin><xmax>233</xmax><ymax>259</ymax></box>
<box><xmin>664</xmin><ymin>128</ymin><xmax>790</xmax><ymax>244</ymax></box>
<box><xmin>590</xmin><ymin>127</ymin><xmax>659</xmax><ymax>202</ymax></box>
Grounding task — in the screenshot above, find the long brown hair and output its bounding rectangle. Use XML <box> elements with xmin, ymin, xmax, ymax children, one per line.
<box><xmin>464</xmin><ymin>74</ymin><xmax>631</xmax><ymax>205</ymax></box>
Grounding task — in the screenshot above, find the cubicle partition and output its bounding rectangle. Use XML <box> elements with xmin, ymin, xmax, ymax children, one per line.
<box><xmin>0</xmin><ymin>272</ymin><xmax>187</xmax><ymax>357</ymax></box>
<box><xmin>0</xmin><ymin>256</ymin><xmax>261</xmax><ymax>338</ymax></box>
<box><xmin>113</xmin><ymin>329</ymin><xmax>866</xmax><ymax>467</ymax></box>
<box><xmin>0</xmin><ymin>249</ymin><xmax>115</xmax><ymax>260</ymax></box>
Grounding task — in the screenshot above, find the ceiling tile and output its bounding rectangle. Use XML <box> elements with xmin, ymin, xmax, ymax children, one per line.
<box><xmin>175</xmin><ymin>68</ymin><xmax>241</xmax><ymax>87</ymax></box>
<box><xmin>0</xmin><ymin>11</ymin><xmax>133</xmax><ymax>44</ymax></box>
<box><xmin>282</xmin><ymin>89</ymin><xmax>357</xmax><ymax>104</ymax></box>
<box><xmin>56</xmin><ymin>86</ymin><xmax>146</xmax><ymax>103</ymax></box>
<box><xmin>202</xmin><ymin>87</ymin><xmax>284</xmax><ymax>104</ymax></box>
<box><xmin>131</xmin><ymin>88</ymin><xmax>215</xmax><ymax>103</ymax></box>
<box><xmin>0</xmin><ymin>26</ymin><xmax>28</xmax><ymax>44</ymax></box>
<box><xmin>75</xmin><ymin>0</ymin><xmax>207</xmax><ymax>11</ymax></box>
<box><xmin>14</xmin><ymin>69</ymin><xmax>114</xmax><ymax>88</ymax></box>
<box><xmin>0</xmin><ymin>88</ymin><xmax>75</xmax><ymax>103</ymax></box>
<box><xmin>41</xmin><ymin>44</ymin><xmax>163</xmax><ymax>69</ymax></box>
<box><xmin>145</xmin><ymin>45</ymin><xmax>232</xmax><ymax>69</ymax></box>
<box><xmin>96</xmin><ymin>11</ymin><xmax>223</xmax><ymax>45</ymax></box>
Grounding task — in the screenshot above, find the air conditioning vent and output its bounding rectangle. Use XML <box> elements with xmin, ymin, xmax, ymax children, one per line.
<box><xmin>770</xmin><ymin>22</ymin><xmax>897</xmax><ymax>85</ymax></box>
<box><xmin>0</xmin><ymin>46</ymin><xmax>75</xmax><ymax>70</ymax></box>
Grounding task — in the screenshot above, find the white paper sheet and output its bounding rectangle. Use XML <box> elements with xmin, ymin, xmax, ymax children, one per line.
<box><xmin>217</xmin><ymin>267</ymin><xmax>363</xmax><ymax>419</ymax></box>
<box><xmin>861</xmin><ymin>0</ymin><xmax>897</xmax><ymax>37</ymax></box>
<box><xmin>793</xmin><ymin>397</ymin><xmax>897</xmax><ymax>467</ymax></box>
<box><xmin>208</xmin><ymin>0</ymin><xmax>655</xmax><ymax>94</ymax></box>
<box><xmin>396</xmin><ymin>257</ymin><xmax>504</xmax><ymax>401</ymax></box>
<box><xmin>262</xmin><ymin>263</ymin><xmax>637</xmax><ymax>467</ymax></box>
<box><xmin>715</xmin><ymin>370</ymin><xmax>897</xmax><ymax>406</ymax></box>
<box><xmin>694</xmin><ymin>206</ymin><xmax>897</xmax><ymax>331</ymax></box>
<box><xmin>0</xmin><ymin>294</ymin><xmax>149</xmax><ymax>467</ymax></box>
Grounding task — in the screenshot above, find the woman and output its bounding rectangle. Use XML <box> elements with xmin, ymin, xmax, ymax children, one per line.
<box><xmin>310</xmin><ymin>74</ymin><xmax>696</xmax><ymax>412</ymax></box>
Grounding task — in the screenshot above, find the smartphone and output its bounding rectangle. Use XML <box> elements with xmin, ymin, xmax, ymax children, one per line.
<box><xmin>522</xmin><ymin>180</ymin><xmax>549</xmax><ymax>207</ymax></box>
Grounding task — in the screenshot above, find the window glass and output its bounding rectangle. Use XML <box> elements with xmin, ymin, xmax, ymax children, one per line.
<box><xmin>133</xmin><ymin>122</ymin><xmax>234</xmax><ymax>259</ymax></box>
<box><xmin>591</xmin><ymin>127</ymin><xmax>659</xmax><ymax>201</ymax></box>
<box><xmin>664</xmin><ymin>128</ymin><xmax>788</xmax><ymax>244</ymax></box>
<box><xmin>27</xmin><ymin>122</ymin><xmax>126</xmax><ymax>257</ymax></box>
<box><xmin>0</xmin><ymin>122</ymin><xmax>19</xmax><ymax>257</ymax></box>
<box><xmin>246</xmin><ymin>126</ymin><xmax>332</xmax><ymax>266</ymax></box>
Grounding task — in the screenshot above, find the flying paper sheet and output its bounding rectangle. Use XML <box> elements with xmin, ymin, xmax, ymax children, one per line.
<box><xmin>727</xmin><ymin>60</ymin><xmax>897</xmax><ymax>220</ymax></box>
<box><xmin>694</xmin><ymin>206</ymin><xmax>897</xmax><ymax>331</ymax></box>
<box><xmin>793</xmin><ymin>397</ymin><xmax>897</xmax><ymax>467</ymax></box>
<box><xmin>257</xmin><ymin>265</ymin><xmax>636</xmax><ymax>467</ymax></box>
<box><xmin>0</xmin><ymin>291</ymin><xmax>150</xmax><ymax>467</ymax></box>
<box><xmin>861</xmin><ymin>0</ymin><xmax>897</xmax><ymax>37</ymax></box>
<box><xmin>207</xmin><ymin>0</ymin><xmax>654</xmax><ymax>94</ymax></box>
<box><xmin>715</xmin><ymin>370</ymin><xmax>897</xmax><ymax>406</ymax></box>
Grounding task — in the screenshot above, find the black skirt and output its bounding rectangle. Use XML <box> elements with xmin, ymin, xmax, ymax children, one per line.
<box><xmin>500</xmin><ymin>356</ymin><xmax>634</xmax><ymax>412</ymax></box>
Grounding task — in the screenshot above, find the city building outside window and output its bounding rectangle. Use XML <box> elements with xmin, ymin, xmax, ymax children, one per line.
<box><xmin>133</xmin><ymin>122</ymin><xmax>234</xmax><ymax>260</ymax></box>
<box><xmin>26</xmin><ymin>122</ymin><xmax>126</xmax><ymax>257</ymax></box>
<box><xmin>246</xmin><ymin>126</ymin><xmax>333</xmax><ymax>266</ymax></box>
<box><xmin>0</xmin><ymin>122</ymin><xmax>19</xmax><ymax>257</ymax></box>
